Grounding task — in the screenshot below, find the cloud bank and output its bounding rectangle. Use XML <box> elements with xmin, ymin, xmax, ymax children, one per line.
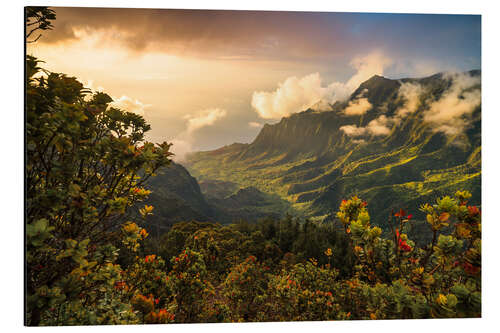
<box><xmin>251</xmin><ymin>51</ymin><xmax>392</xmax><ymax>120</ymax></box>
<box><xmin>38</xmin><ymin>8</ymin><xmax>369</xmax><ymax>61</ymax></box>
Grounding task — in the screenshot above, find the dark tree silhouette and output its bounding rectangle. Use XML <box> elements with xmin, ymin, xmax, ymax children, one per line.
<box><xmin>26</xmin><ymin>7</ymin><xmax>56</xmax><ymax>43</ymax></box>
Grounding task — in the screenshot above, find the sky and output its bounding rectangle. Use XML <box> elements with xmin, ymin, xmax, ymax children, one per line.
<box><xmin>26</xmin><ymin>7</ymin><xmax>481</xmax><ymax>160</ymax></box>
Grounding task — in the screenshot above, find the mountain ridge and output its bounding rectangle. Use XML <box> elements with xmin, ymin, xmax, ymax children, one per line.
<box><xmin>184</xmin><ymin>70</ymin><xmax>481</xmax><ymax>233</ymax></box>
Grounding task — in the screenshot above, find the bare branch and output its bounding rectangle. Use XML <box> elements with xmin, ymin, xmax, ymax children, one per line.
<box><xmin>27</xmin><ymin>34</ymin><xmax>42</xmax><ymax>44</ymax></box>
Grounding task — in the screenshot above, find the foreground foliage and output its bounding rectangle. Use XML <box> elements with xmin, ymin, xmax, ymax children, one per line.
<box><xmin>26</xmin><ymin>55</ymin><xmax>172</xmax><ymax>325</ymax></box>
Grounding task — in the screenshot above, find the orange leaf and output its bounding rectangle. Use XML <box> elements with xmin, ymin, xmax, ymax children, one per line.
<box><xmin>439</xmin><ymin>212</ymin><xmax>450</xmax><ymax>222</ymax></box>
<box><xmin>395</xmin><ymin>209</ymin><xmax>406</xmax><ymax>218</ymax></box>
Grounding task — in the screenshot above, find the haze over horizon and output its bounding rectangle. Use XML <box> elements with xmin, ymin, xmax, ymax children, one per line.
<box><xmin>26</xmin><ymin>7</ymin><xmax>481</xmax><ymax>161</ymax></box>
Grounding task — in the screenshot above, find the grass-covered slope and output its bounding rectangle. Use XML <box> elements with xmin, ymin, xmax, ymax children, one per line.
<box><xmin>185</xmin><ymin>71</ymin><xmax>481</xmax><ymax>229</ymax></box>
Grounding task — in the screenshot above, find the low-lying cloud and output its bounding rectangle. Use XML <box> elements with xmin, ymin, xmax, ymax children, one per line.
<box><xmin>366</xmin><ymin>115</ymin><xmax>393</xmax><ymax>136</ymax></box>
<box><xmin>251</xmin><ymin>51</ymin><xmax>392</xmax><ymax>120</ymax></box>
<box><xmin>171</xmin><ymin>108</ymin><xmax>228</xmax><ymax>161</ymax></box>
<box><xmin>344</xmin><ymin>97</ymin><xmax>372</xmax><ymax>116</ymax></box>
<box><xmin>396</xmin><ymin>82</ymin><xmax>423</xmax><ymax>119</ymax></box>
<box><xmin>169</xmin><ymin>138</ymin><xmax>193</xmax><ymax>163</ymax></box>
<box><xmin>340</xmin><ymin>115</ymin><xmax>392</xmax><ymax>137</ymax></box>
<box><xmin>423</xmin><ymin>72</ymin><xmax>481</xmax><ymax>135</ymax></box>
<box><xmin>339</xmin><ymin>124</ymin><xmax>366</xmax><ymax>137</ymax></box>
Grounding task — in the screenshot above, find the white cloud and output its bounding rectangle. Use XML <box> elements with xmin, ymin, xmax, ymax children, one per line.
<box><xmin>340</xmin><ymin>115</ymin><xmax>392</xmax><ymax>137</ymax></box>
<box><xmin>171</xmin><ymin>108</ymin><xmax>228</xmax><ymax>161</ymax></box>
<box><xmin>396</xmin><ymin>82</ymin><xmax>423</xmax><ymax>119</ymax></box>
<box><xmin>109</xmin><ymin>95</ymin><xmax>151</xmax><ymax>115</ymax></box>
<box><xmin>309</xmin><ymin>100</ymin><xmax>334</xmax><ymax>112</ymax></box>
<box><xmin>423</xmin><ymin>72</ymin><xmax>481</xmax><ymax>135</ymax></box>
<box><xmin>248</xmin><ymin>121</ymin><xmax>264</xmax><ymax>128</ymax></box>
<box><xmin>251</xmin><ymin>73</ymin><xmax>328</xmax><ymax>119</ymax></box>
<box><xmin>82</xmin><ymin>79</ymin><xmax>150</xmax><ymax>116</ymax></box>
<box><xmin>185</xmin><ymin>108</ymin><xmax>227</xmax><ymax>134</ymax></box>
<box><xmin>251</xmin><ymin>51</ymin><xmax>392</xmax><ymax>120</ymax></box>
<box><xmin>169</xmin><ymin>138</ymin><xmax>193</xmax><ymax>162</ymax></box>
<box><xmin>344</xmin><ymin>97</ymin><xmax>372</xmax><ymax>116</ymax></box>
<box><xmin>345</xmin><ymin>51</ymin><xmax>393</xmax><ymax>91</ymax></box>
<box><xmin>339</xmin><ymin>124</ymin><xmax>367</xmax><ymax>137</ymax></box>
<box><xmin>366</xmin><ymin>115</ymin><xmax>392</xmax><ymax>136</ymax></box>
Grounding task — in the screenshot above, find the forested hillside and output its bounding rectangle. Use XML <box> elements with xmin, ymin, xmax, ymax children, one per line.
<box><xmin>186</xmin><ymin>72</ymin><xmax>481</xmax><ymax>233</ymax></box>
<box><xmin>140</xmin><ymin>164</ymin><xmax>293</xmax><ymax>227</ymax></box>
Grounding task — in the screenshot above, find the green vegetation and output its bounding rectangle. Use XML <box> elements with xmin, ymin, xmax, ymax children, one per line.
<box><xmin>137</xmin><ymin>162</ymin><xmax>214</xmax><ymax>228</ymax></box>
<box><xmin>26</xmin><ymin>52</ymin><xmax>172</xmax><ymax>324</ymax></box>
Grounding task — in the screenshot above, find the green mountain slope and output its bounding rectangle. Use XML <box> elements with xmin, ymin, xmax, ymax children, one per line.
<box><xmin>141</xmin><ymin>163</ymin><xmax>294</xmax><ymax>227</ymax></box>
<box><xmin>140</xmin><ymin>162</ymin><xmax>215</xmax><ymax>228</ymax></box>
<box><xmin>185</xmin><ymin>71</ymin><xmax>481</xmax><ymax>230</ymax></box>
<box><xmin>207</xmin><ymin>186</ymin><xmax>294</xmax><ymax>223</ymax></box>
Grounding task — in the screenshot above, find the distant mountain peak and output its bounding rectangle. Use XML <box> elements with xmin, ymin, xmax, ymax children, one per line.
<box><xmin>352</xmin><ymin>74</ymin><xmax>400</xmax><ymax>105</ymax></box>
<box><xmin>361</xmin><ymin>74</ymin><xmax>394</xmax><ymax>86</ymax></box>
<box><xmin>307</xmin><ymin>99</ymin><xmax>334</xmax><ymax>113</ymax></box>
<box><xmin>185</xmin><ymin>68</ymin><xmax>481</xmax><ymax>227</ymax></box>
<box><xmin>368</xmin><ymin>74</ymin><xmax>386</xmax><ymax>80</ymax></box>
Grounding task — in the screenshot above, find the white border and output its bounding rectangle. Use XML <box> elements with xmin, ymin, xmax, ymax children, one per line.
<box><xmin>3</xmin><ymin>0</ymin><xmax>499</xmax><ymax>332</ymax></box>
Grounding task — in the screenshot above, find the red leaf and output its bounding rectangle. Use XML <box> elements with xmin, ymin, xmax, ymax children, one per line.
<box><xmin>395</xmin><ymin>209</ymin><xmax>406</xmax><ymax>218</ymax></box>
